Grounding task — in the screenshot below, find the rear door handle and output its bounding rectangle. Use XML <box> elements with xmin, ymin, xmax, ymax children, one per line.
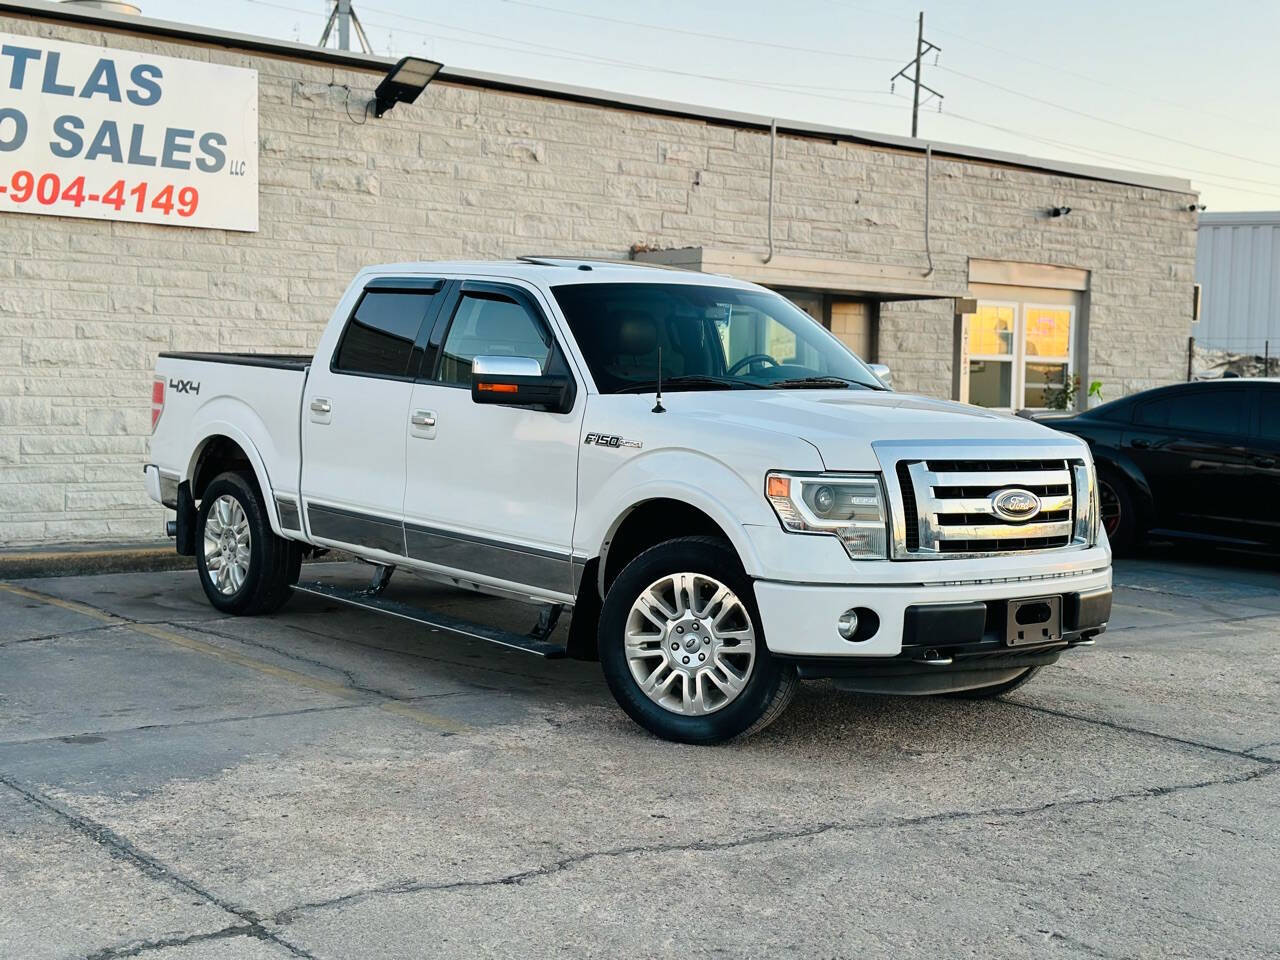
<box><xmin>1256</xmin><ymin>456</ymin><xmax>1277</xmax><ymax>468</ymax></box>
<box><xmin>310</xmin><ymin>398</ymin><xmax>331</xmax><ymax>414</ymax></box>
<box><xmin>1130</xmin><ymin>438</ymin><xmax>1151</xmax><ymax>449</ymax></box>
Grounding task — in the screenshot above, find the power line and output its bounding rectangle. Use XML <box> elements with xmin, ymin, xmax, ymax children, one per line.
<box><xmin>241</xmin><ymin>0</ymin><xmax>911</xmax><ymax>113</ymax></box>
<box><xmin>936</xmin><ymin>65</ymin><xmax>1280</xmax><ymax>172</ymax></box>
<box><xmin>935</xmin><ymin>108</ymin><xmax>1280</xmax><ymax>203</ymax></box>
<box><xmin>468</xmin><ymin>0</ymin><xmax>904</xmax><ymax>64</ymax></box>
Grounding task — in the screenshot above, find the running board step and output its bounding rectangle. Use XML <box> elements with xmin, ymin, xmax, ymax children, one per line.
<box><xmin>293</xmin><ymin>579</ymin><xmax>568</xmax><ymax>658</ymax></box>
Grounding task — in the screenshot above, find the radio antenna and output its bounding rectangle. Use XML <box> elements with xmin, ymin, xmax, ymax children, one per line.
<box><xmin>651</xmin><ymin>347</ymin><xmax>666</xmax><ymax>414</ymax></box>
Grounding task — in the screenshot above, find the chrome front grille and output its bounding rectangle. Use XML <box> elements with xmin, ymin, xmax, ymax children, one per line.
<box><xmin>896</xmin><ymin>457</ymin><xmax>1079</xmax><ymax>558</ymax></box>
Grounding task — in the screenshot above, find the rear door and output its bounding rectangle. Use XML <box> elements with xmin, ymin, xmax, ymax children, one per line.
<box><xmin>1124</xmin><ymin>384</ymin><xmax>1257</xmax><ymax>540</ymax></box>
<box><xmin>400</xmin><ymin>279</ymin><xmax>585</xmax><ymax>599</ymax></box>
<box><xmin>300</xmin><ymin>278</ymin><xmax>444</xmax><ymax>557</ymax></box>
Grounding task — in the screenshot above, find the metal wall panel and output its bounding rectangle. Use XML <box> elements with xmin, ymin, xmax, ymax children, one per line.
<box><xmin>1195</xmin><ymin>213</ymin><xmax>1280</xmax><ymax>351</ymax></box>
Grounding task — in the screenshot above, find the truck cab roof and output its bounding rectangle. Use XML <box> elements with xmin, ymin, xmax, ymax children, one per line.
<box><xmin>353</xmin><ymin>258</ymin><xmax>759</xmax><ymax>289</ymax></box>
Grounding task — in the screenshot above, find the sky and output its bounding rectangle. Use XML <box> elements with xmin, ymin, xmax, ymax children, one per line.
<box><xmin>137</xmin><ymin>0</ymin><xmax>1280</xmax><ymax>211</ymax></box>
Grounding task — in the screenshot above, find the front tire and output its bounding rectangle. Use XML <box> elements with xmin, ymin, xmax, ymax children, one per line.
<box><xmin>195</xmin><ymin>471</ymin><xmax>301</xmax><ymax>616</ymax></box>
<box><xmin>598</xmin><ymin>536</ymin><xmax>797</xmax><ymax>744</ymax></box>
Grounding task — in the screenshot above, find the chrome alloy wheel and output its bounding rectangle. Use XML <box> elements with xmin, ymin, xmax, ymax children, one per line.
<box><xmin>624</xmin><ymin>572</ymin><xmax>757</xmax><ymax>716</ymax></box>
<box><xmin>203</xmin><ymin>494</ymin><xmax>251</xmax><ymax>596</ymax></box>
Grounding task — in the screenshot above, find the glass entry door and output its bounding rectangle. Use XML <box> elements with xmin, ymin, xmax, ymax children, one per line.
<box><xmin>963</xmin><ymin>301</ymin><xmax>1075</xmax><ymax>411</ymax></box>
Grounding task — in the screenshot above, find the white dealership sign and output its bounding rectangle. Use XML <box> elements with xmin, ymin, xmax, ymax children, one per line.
<box><xmin>0</xmin><ymin>34</ymin><xmax>258</xmax><ymax>231</ymax></box>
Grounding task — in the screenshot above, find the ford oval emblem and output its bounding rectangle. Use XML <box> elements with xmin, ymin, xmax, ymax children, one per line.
<box><xmin>991</xmin><ymin>488</ymin><xmax>1041</xmax><ymax>522</ymax></box>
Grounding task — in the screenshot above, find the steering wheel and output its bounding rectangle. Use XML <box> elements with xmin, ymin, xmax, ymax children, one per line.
<box><xmin>726</xmin><ymin>353</ymin><xmax>779</xmax><ymax>376</ymax></box>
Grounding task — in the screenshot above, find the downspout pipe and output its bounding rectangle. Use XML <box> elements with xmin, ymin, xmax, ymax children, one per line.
<box><xmin>764</xmin><ymin>119</ymin><xmax>776</xmax><ymax>264</ymax></box>
<box><xmin>923</xmin><ymin>143</ymin><xmax>934</xmax><ymax>277</ymax></box>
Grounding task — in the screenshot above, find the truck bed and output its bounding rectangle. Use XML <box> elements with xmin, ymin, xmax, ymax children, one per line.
<box><xmin>158</xmin><ymin>351</ymin><xmax>311</xmax><ymax>371</ymax></box>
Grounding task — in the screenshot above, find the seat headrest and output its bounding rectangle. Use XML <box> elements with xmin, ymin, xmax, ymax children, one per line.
<box><xmin>475</xmin><ymin>301</ymin><xmax>537</xmax><ymax>342</ymax></box>
<box><xmin>606</xmin><ymin>310</ymin><xmax>658</xmax><ymax>355</ymax></box>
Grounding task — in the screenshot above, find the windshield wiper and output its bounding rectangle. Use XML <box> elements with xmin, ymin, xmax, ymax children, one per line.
<box><xmin>766</xmin><ymin>376</ymin><xmax>883</xmax><ymax>390</ymax></box>
<box><xmin>616</xmin><ymin>375</ymin><xmax>766</xmax><ymax>394</ymax></box>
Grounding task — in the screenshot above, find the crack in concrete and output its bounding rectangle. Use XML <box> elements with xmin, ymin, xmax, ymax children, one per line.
<box><xmin>82</xmin><ymin>923</ymin><xmax>266</xmax><ymax>960</ymax></box>
<box><xmin>174</xmin><ymin>620</ymin><xmax>391</xmax><ymax>700</ymax></box>
<box><xmin>270</xmin><ymin>763</ymin><xmax>1279</xmax><ymax>923</ymax></box>
<box><xmin>278</xmin><ymin>617</ymin><xmax>582</xmax><ymax>688</ymax></box>
<box><xmin>0</xmin><ymin>622</ymin><xmax>122</xmax><ymax>647</ymax></box>
<box><xmin>1004</xmin><ymin>701</ymin><xmax>1280</xmax><ymax>766</ymax></box>
<box><xmin>0</xmin><ymin>703</ymin><xmax>369</xmax><ymax>749</ymax></box>
<box><xmin>0</xmin><ymin>774</ymin><xmax>316</xmax><ymax>960</ymax></box>
<box><xmin>1105</xmin><ymin>608</ymin><xmax>1280</xmax><ymax>633</ymax></box>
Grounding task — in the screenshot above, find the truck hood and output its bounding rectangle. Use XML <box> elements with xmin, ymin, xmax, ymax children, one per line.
<box><xmin>662</xmin><ymin>389</ymin><xmax>1081</xmax><ymax>470</ymax></box>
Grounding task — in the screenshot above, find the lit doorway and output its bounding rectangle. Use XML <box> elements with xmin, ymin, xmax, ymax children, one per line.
<box><xmin>962</xmin><ymin>297</ymin><xmax>1077</xmax><ymax>411</ymax></box>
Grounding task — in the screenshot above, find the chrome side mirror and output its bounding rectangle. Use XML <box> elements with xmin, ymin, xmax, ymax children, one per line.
<box><xmin>470</xmin><ymin>355</ymin><xmax>574</xmax><ymax>413</ymax></box>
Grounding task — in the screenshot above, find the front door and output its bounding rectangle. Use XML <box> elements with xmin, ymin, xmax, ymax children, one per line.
<box><xmin>401</xmin><ymin>280</ymin><xmax>584</xmax><ymax>599</ymax></box>
<box><xmin>300</xmin><ymin>280</ymin><xmax>443</xmax><ymax>556</ymax></box>
<box><xmin>962</xmin><ymin>300</ymin><xmax>1077</xmax><ymax>411</ymax></box>
<box><xmin>1124</xmin><ymin>384</ymin><xmax>1257</xmax><ymax>539</ymax></box>
<box><xmin>1253</xmin><ymin>383</ymin><xmax>1280</xmax><ymax>544</ymax></box>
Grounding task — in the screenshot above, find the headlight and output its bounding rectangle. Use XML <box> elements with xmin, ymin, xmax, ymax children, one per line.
<box><xmin>1072</xmin><ymin>459</ymin><xmax>1100</xmax><ymax>546</ymax></box>
<box><xmin>765</xmin><ymin>472</ymin><xmax>888</xmax><ymax>559</ymax></box>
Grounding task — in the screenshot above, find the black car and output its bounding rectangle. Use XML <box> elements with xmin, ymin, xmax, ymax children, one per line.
<box><xmin>1038</xmin><ymin>378</ymin><xmax>1280</xmax><ymax>554</ymax></box>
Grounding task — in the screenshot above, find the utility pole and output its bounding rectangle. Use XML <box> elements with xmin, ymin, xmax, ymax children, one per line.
<box><xmin>318</xmin><ymin>0</ymin><xmax>375</xmax><ymax>54</ymax></box>
<box><xmin>890</xmin><ymin>11</ymin><xmax>943</xmax><ymax>138</ymax></box>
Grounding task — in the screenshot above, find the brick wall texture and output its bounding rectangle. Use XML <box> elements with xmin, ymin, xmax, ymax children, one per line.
<box><xmin>0</xmin><ymin>14</ymin><xmax>1199</xmax><ymax>545</ymax></box>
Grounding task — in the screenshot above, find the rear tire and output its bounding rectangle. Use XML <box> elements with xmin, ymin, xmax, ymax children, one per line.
<box><xmin>945</xmin><ymin>666</ymin><xmax>1041</xmax><ymax>700</ymax></box>
<box><xmin>195</xmin><ymin>471</ymin><xmax>301</xmax><ymax>616</ymax></box>
<box><xmin>598</xmin><ymin>536</ymin><xmax>797</xmax><ymax>744</ymax></box>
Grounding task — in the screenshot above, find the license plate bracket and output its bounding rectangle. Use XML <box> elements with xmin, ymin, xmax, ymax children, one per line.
<box><xmin>1005</xmin><ymin>595</ymin><xmax>1063</xmax><ymax>647</ymax></box>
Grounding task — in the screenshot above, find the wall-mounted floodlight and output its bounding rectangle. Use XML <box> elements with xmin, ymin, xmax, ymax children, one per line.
<box><xmin>373</xmin><ymin>56</ymin><xmax>442</xmax><ymax>118</ymax></box>
<box><xmin>1049</xmin><ymin>206</ymin><xmax>1072</xmax><ymax>218</ymax></box>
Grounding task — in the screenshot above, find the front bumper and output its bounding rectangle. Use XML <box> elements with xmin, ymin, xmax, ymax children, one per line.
<box><xmin>753</xmin><ymin>564</ymin><xmax>1111</xmax><ymax>659</ymax></box>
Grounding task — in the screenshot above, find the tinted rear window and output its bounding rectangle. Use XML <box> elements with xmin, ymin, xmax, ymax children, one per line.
<box><xmin>333</xmin><ymin>291</ymin><xmax>434</xmax><ymax>377</ymax></box>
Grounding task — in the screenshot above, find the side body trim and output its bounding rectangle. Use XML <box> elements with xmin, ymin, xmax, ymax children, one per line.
<box><xmin>306</xmin><ymin>503</ymin><xmax>406</xmax><ymax>555</ymax></box>
<box><xmin>404</xmin><ymin>521</ymin><xmax>575</xmax><ymax>595</ymax></box>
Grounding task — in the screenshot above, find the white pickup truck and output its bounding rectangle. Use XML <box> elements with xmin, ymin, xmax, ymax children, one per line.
<box><xmin>145</xmin><ymin>258</ymin><xmax>1111</xmax><ymax>743</ymax></box>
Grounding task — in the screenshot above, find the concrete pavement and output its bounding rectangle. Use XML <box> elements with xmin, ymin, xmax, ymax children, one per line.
<box><xmin>1</xmin><ymin>551</ymin><xmax>1277</xmax><ymax>959</ymax></box>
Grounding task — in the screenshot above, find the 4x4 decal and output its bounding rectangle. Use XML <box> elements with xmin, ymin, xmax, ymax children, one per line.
<box><xmin>169</xmin><ymin>379</ymin><xmax>201</xmax><ymax>395</ymax></box>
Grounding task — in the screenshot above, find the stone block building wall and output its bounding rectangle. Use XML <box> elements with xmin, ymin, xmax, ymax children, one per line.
<box><xmin>0</xmin><ymin>11</ymin><xmax>1199</xmax><ymax>544</ymax></box>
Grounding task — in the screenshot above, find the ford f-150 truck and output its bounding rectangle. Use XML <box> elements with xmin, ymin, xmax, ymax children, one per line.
<box><xmin>145</xmin><ymin>258</ymin><xmax>1111</xmax><ymax>743</ymax></box>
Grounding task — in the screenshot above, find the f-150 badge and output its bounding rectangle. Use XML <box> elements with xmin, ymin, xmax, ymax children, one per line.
<box><xmin>584</xmin><ymin>432</ymin><xmax>642</xmax><ymax>449</ymax></box>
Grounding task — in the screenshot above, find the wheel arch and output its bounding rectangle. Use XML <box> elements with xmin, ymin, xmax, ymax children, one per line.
<box><xmin>1092</xmin><ymin>448</ymin><xmax>1156</xmax><ymax>526</ymax></box>
<box><xmin>596</xmin><ymin>495</ymin><xmax>753</xmax><ymax>598</ymax></box>
<box><xmin>185</xmin><ymin>422</ymin><xmax>285</xmax><ymax>537</ymax></box>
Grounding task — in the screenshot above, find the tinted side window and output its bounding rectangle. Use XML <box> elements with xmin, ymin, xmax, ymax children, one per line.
<box><xmin>1135</xmin><ymin>389</ymin><xmax>1250</xmax><ymax>435</ymax></box>
<box><xmin>333</xmin><ymin>291</ymin><xmax>434</xmax><ymax>377</ymax></box>
<box><xmin>437</xmin><ymin>292</ymin><xmax>552</xmax><ymax>386</ymax></box>
<box><xmin>1260</xmin><ymin>387</ymin><xmax>1280</xmax><ymax>441</ymax></box>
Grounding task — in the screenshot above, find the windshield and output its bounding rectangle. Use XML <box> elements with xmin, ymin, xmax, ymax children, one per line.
<box><xmin>552</xmin><ymin>282</ymin><xmax>883</xmax><ymax>394</ymax></box>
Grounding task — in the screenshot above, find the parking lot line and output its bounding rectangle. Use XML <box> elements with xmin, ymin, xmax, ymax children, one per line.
<box><xmin>0</xmin><ymin>582</ymin><xmax>469</xmax><ymax>735</ymax></box>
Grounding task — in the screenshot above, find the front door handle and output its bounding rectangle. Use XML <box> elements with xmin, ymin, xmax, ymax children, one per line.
<box><xmin>1130</xmin><ymin>438</ymin><xmax>1151</xmax><ymax>449</ymax></box>
<box><xmin>310</xmin><ymin>398</ymin><xmax>332</xmax><ymax>415</ymax></box>
<box><xmin>1256</xmin><ymin>456</ymin><xmax>1277</xmax><ymax>468</ymax></box>
<box><xmin>411</xmin><ymin>411</ymin><xmax>436</xmax><ymax>428</ymax></box>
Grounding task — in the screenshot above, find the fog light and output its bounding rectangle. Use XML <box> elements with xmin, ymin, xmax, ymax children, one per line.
<box><xmin>837</xmin><ymin>608</ymin><xmax>859</xmax><ymax>640</ymax></box>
